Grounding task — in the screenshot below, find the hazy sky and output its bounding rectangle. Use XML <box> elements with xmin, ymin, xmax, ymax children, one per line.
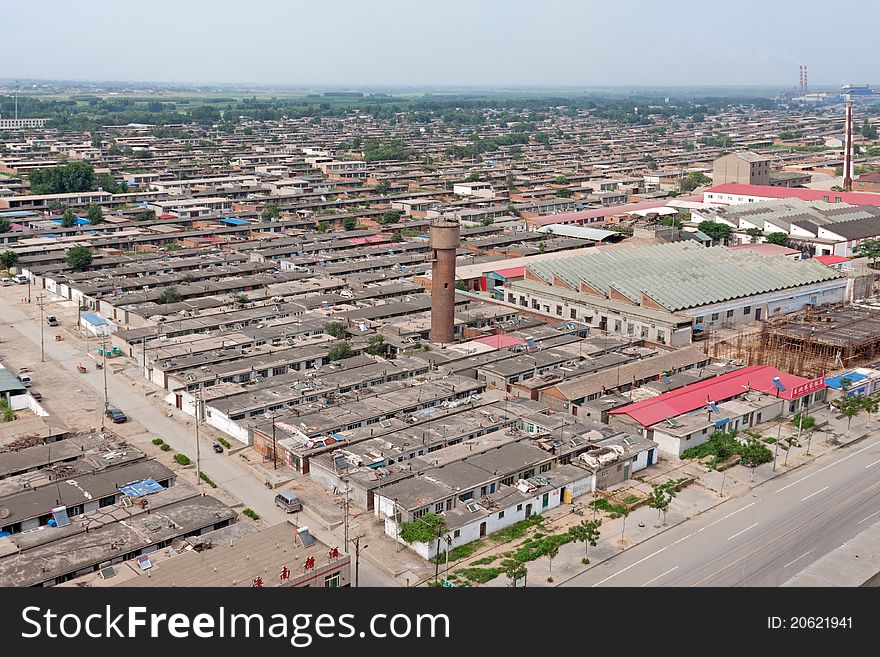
<box><xmin>4</xmin><ymin>0</ymin><xmax>877</xmax><ymax>87</ymax></box>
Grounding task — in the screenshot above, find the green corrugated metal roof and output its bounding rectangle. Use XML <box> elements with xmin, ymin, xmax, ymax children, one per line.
<box><xmin>527</xmin><ymin>242</ymin><xmax>844</xmax><ymax>312</ymax></box>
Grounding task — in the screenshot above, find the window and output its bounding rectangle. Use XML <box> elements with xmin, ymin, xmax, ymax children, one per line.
<box><xmin>617</xmin><ymin>464</ymin><xmax>622</xmax><ymax>472</ymax></box>
<box><xmin>501</xmin><ymin>476</ymin><xmax>514</xmax><ymax>486</ymax></box>
<box><xmin>570</xmin><ymin>309</ymin><xmax>577</xmax><ymax>319</ymax></box>
<box><xmin>324</xmin><ymin>571</ymin><xmax>341</xmax><ymax>588</ymax></box>
<box><xmin>556</xmin><ymin>305</ymin><xmax>563</xmax><ymax>316</ymax></box>
<box><xmin>743</xmin><ymin>306</ymin><xmax>751</xmax><ymax>315</ymax></box>
<box><xmin>435</xmin><ymin>502</ymin><xmax>444</xmax><ymax>513</ymax></box>
<box><xmin>726</xmin><ymin>310</ymin><xmax>734</xmax><ymax>318</ymax></box>
<box><xmin>540</xmin><ymin>463</ymin><xmax>551</xmax><ymax>473</ymax></box>
<box><xmin>453</xmin><ymin>529</ymin><xmax>460</xmax><ymax>538</ymax></box>
<box><xmin>711</xmin><ymin>313</ymin><xmax>719</xmax><ymax>321</ymax></box>
<box><xmin>614</xmin><ymin>320</ymin><xmax>622</xmax><ymax>332</ymax></box>
<box><xmin>412</xmin><ymin>507</ymin><xmax>429</xmax><ymax>519</ymax></box>
<box><xmin>516</xmin><ymin>504</ymin><xmax>523</xmax><ymax>512</ymax></box>
<box><xmin>498</xmin><ymin>511</ymin><xmax>505</xmax><ymax>519</ymax></box>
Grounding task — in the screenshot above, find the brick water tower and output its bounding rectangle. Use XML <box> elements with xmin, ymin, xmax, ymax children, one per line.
<box><xmin>429</xmin><ymin>217</ymin><xmax>460</xmax><ymax>344</ymax></box>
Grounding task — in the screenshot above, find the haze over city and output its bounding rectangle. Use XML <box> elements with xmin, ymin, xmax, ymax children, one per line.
<box><xmin>3</xmin><ymin>0</ymin><xmax>879</xmax><ymax>87</ymax></box>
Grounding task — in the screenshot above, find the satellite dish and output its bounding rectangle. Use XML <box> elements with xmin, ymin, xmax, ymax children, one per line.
<box><xmin>0</xmin><ymin>506</ymin><xmax>8</xmax><ymax>519</ymax></box>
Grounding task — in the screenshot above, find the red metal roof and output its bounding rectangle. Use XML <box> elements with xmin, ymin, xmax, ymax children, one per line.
<box><xmin>705</xmin><ymin>184</ymin><xmax>880</xmax><ymax>207</ymax></box>
<box><xmin>490</xmin><ymin>266</ymin><xmax>525</xmax><ymax>280</ymax></box>
<box><xmin>813</xmin><ymin>255</ymin><xmax>851</xmax><ymax>266</ymax></box>
<box><xmin>469</xmin><ymin>334</ymin><xmax>525</xmax><ymax>349</ymax></box>
<box><xmin>608</xmin><ymin>366</ymin><xmax>823</xmax><ymax>427</ymax></box>
<box><xmin>530</xmin><ymin>200</ymin><xmax>671</xmax><ymax>226</ymax></box>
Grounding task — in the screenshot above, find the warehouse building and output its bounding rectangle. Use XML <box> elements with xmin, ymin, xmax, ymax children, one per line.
<box><xmin>502</xmin><ymin>242</ymin><xmax>847</xmax><ymax>341</ymax></box>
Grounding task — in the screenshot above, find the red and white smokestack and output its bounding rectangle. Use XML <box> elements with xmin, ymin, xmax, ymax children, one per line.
<box><xmin>844</xmin><ymin>96</ymin><xmax>854</xmax><ymax>192</ymax></box>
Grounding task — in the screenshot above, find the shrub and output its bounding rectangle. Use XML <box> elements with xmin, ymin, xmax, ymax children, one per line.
<box><xmin>199</xmin><ymin>471</ymin><xmax>218</xmax><ymax>488</ymax></box>
<box><xmin>453</xmin><ymin>567</ymin><xmax>503</xmax><ymax>584</ymax></box>
<box><xmin>160</xmin><ymin>444</ymin><xmax>172</xmax><ymax>451</ymax></box>
<box><xmin>489</xmin><ymin>515</ymin><xmax>544</xmax><ymax>543</ymax></box>
<box><xmin>151</xmin><ymin>438</ymin><xmax>164</xmax><ymax>445</ymax></box>
<box><xmin>217</xmin><ymin>437</ymin><xmax>231</xmax><ymax>448</ymax></box>
<box><xmin>174</xmin><ymin>453</ymin><xmax>191</xmax><ymax>466</ymax></box>
<box><xmin>243</xmin><ymin>508</ymin><xmax>260</xmax><ymax>521</ymax></box>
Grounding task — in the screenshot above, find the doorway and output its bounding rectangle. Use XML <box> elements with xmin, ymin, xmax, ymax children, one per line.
<box><xmin>479</xmin><ymin>521</ymin><xmax>487</xmax><ymax>538</ymax></box>
<box><xmin>525</xmin><ymin>503</ymin><xmax>533</xmax><ymax>518</ymax></box>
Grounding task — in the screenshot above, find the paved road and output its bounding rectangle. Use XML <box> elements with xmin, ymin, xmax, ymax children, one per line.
<box><xmin>0</xmin><ymin>293</ymin><xmax>396</xmax><ymax>587</ymax></box>
<box><xmin>560</xmin><ymin>435</ymin><xmax>880</xmax><ymax>586</ymax></box>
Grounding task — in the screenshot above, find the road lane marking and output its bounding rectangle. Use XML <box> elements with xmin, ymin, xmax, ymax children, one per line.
<box><xmin>857</xmin><ymin>509</ymin><xmax>880</xmax><ymax>525</ymax></box>
<box><xmin>671</xmin><ymin>532</ymin><xmax>696</xmax><ymax>546</ymax></box>
<box><xmin>776</xmin><ymin>441</ymin><xmax>880</xmax><ymax>493</ymax></box>
<box><xmin>641</xmin><ymin>566</ymin><xmax>679</xmax><ymax>587</ymax></box>
<box><xmin>783</xmin><ymin>549</ymin><xmax>815</xmax><ymax>568</ymax></box>
<box><xmin>866</xmin><ymin>458</ymin><xmax>880</xmax><ymax>469</ymax></box>
<box><xmin>698</xmin><ymin>502</ymin><xmax>755</xmax><ymax>532</ymax></box>
<box><xmin>800</xmin><ymin>486</ymin><xmax>829</xmax><ymax>502</ymax></box>
<box><xmin>591</xmin><ymin>546</ymin><xmax>667</xmax><ymax>587</ymax></box>
<box><xmin>727</xmin><ymin>523</ymin><xmax>759</xmax><ymax>541</ymax></box>
<box><xmin>694</xmin><ymin>479</ymin><xmax>880</xmax><ymax>586</ymax></box>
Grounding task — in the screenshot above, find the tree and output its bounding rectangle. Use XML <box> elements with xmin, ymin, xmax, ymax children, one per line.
<box><xmin>647</xmin><ymin>482</ymin><xmax>677</xmax><ymax>527</ymax></box>
<box><xmin>556</xmin><ymin>188</ymin><xmax>573</xmax><ymax>198</ymax></box>
<box><xmin>398</xmin><ymin>512</ymin><xmax>445</xmax><ymax>544</ymax></box>
<box><xmin>832</xmin><ymin>395</ymin><xmax>861</xmax><ymax>435</ymax></box>
<box><xmin>862</xmin><ymin>118</ymin><xmax>878</xmax><ymax>140</ymax></box>
<box><xmin>745</xmin><ymin>227</ymin><xmax>763</xmax><ymax>243</ymax></box>
<box><xmin>138</xmin><ymin>209</ymin><xmax>157</xmax><ymax>222</ymax></box>
<box><xmin>65</xmin><ymin>246</ymin><xmax>94</xmax><ymax>271</ymax></box>
<box><xmin>464</xmin><ymin>172</ymin><xmax>482</xmax><ymax>183</ymax></box>
<box><xmin>544</xmin><ymin>543</ymin><xmax>560</xmax><ymax>582</ymax></box>
<box><xmin>324</xmin><ymin>322</ymin><xmax>348</xmax><ymax>339</ymax></box>
<box><xmin>455</xmin><ymin>280</ymin><xmax>467</xmax><ymax>291</ymax></box>
<box><xmin>568</xmin><ymin>519</ymin><xmax>601</xmax><ymax>561</ymax></box>
<box><xmin>0</xmin><ymin>218</ymin><xmax>9</xmax><ymax>233</ymax></box>
<box><xmin>380</xmin><ymin>210</ymin><xmax>402</xmax><ymax>225</ymax></box>
<box><xmin>765</xmin><ymin>232</ymin><xmax>789</xmax><ymax>246</ymax></box>
<box><xmin>364</xmin><ymin>334</ymin><xmax>385</xmax><ymax>356</ymax></box>
<box><xmin>157</xmin><ymin>286</ymin><xmax>181</xmax><ymax>305</ymax></box>
<box><xmin>343</xmin><ymin>217</ymin><xmax>358</xmax><ymax>231</ymax></box>
<box><xmin>0</xmin><ymin>250</ymin><xmax>19</xmax><ymax>270</ymax></box>
<box><xmin>86</xmin><ymin>204</ymin><xmax>103</xmax><ymax>224</ymax></box>
<box><xmin>60</xmin><ymin>209</ymin><xmax>78</xmax><ymax>228</ymax></box>
<box><xmin>679</xmin><ymin>172</ymin><xmax>711</xmax><ymax>193</ymax></box>
<box><xmin>94</xmin><ymin>173</ymin><xmax>126</xmax><ymax>194</ymax></box>
<box><xmin>261</xmin><ymin>203</ymin><xmax>281</xmax><ymax>221</ymax></box>
<box><xmin>480</xmin><ymin>217</ymin><xmax>494</xmax><ymax>227</ymax></box>
<box><xmin>659</xmin><ymin>216</ymin><xmax>683</xmax><ymax>228</ymax></box>
<box><xmin>854</xmin><ymin>238</ymin><xmax>880</xmax><ymax>269</ymax></box>
<box><xmin>28</xmin><ymin>161</ymin><xmax>96</xmax><ymax>195</ymax></box>
<box><xmin>502</xmin><ymin>558</ymin><xmax>527</xmax><ymax>587</ymax></box>
<box><xmin>328</xmin><ymin>343</ymin><xmax>354</xmax><ymax>361</ymax></box>
<box><xmin>317</xmin><ymin>220</ymin><xmax>331</xmax><ymax>233</ymax></box>
<box><xmin>697</xmin><ymin>220</ymin><xmax>732</xmax><ymax>243</ymax></box>
<box><xmin>555</xmin><ymin>175</ymin><xmax>568</xmax><ymax>185</ymax></box>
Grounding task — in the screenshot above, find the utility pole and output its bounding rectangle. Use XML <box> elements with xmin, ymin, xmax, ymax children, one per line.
<box><xmin>100</xmin><ymin>335</ymin><xmax>108</xmax><ymax>432</ymax></box>
<box><xmin>773</xmin><ymin>420</ymin><xmax>782</xmax><ymax>471</ymax></box>
<box><xmin>36</xmin><ymin>294</ymin><xmax>45</xmax><ymax>362</ymax></box>
<box><xmin>272</xmin><ymin>414</ymin><xmax>278</xmax><ymax>469</ymax></box>
<box><xmin>195</xmin><ymin>385</ymin><xmax>202</xmax><ymax>486</ymax></box>
<box><xmin>351</xmin><ymin>534</ymin><xmax>367</xmax><ymax>588</ymax></box>
<box><xmin>342</xmin><ymin>479</ymin><xmax>350</xmax><ymax>547</ymax></box>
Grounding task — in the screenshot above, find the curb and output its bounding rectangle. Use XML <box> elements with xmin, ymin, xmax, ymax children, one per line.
<box><xmin>551</xmin><ymin>440</ymin><xmax>851</xmax><ymax>587</ymax></box>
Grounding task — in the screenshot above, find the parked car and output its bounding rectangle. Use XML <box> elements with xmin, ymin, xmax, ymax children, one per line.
<box><xmin>274</xmin><ymin>492</ymin><xmax>303</xmax><ymax>513</ymax></box>
<box><xmin>46</xmin><ymin>315</ymin><xmax>58</xmax><ymax>326</ymax></box>
<box><xmin>0</xmin><ymin>278</ymin><xmax>12</xmax><ymax>286</ymax></box>
<box><xmin>105</xmin><ymin>408</ymin><xmax>127</xmax><ymax>423</ymax></box>
<box><xmin>14</xmin><ymin>274</ymin><xmax>28</xmax><ymax>285</ymax></box>
<box><xmin>30</xmin><ymin>390</ymin><xmax>42</xmax><ymax>401</ymax></box>
<box><xmin>212</xmin><ymin>443</ymin><xmax>224</xmax><ymax>454</ymax></box>
<box><xmin>18</xmin><ymin>373</ymin><xmax>31</xmax><ymax>387</ymax></box>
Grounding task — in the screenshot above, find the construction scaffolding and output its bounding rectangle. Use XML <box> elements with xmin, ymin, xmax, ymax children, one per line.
<box><xmin>707</xmin><ymin>304</ymin><xmax>880</xmax><ymax>378</ymax></box>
